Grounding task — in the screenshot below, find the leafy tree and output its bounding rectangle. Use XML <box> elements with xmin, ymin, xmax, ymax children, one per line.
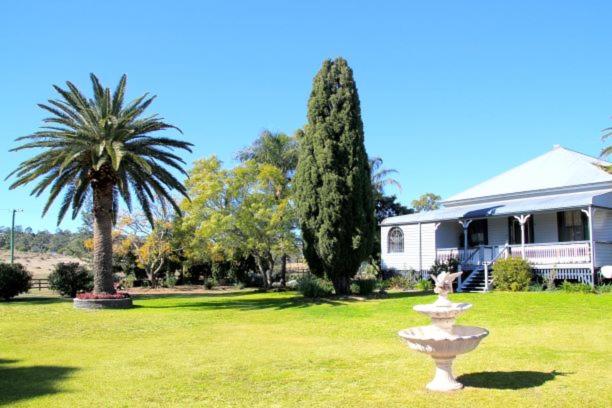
<box><xmin>7</xmin><ymin>74</ymin><xmax>191</xmax><ymax>293</ymax></box>
<box><xmin>411</xmin><ymin>193</ymin><xmax>441</xmax><ymax>212</ymax></box>
<box><xmin>295</xmin><ymin>58</ymin><xmax>375</xmax><ymax>294</ymax></box>
<box><xmin>181</xmin><ymin>157</ymin><xmax>298</xmax><ymax>288</ymax></box>
<box><xmin>236</xmin><ymin>130</ymin><xmax>299</xmax><ymax>284</ymax></box>
<box><xmin>120</xmin><ymin>204</ymin><xmax>176</xmax><ymax>285</ymax></box>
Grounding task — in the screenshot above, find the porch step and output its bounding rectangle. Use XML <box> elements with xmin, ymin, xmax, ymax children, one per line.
<box><xmin>460</xmin><ymin>268</ymin><xmax>492</xmax><ymax>293</ymax></box>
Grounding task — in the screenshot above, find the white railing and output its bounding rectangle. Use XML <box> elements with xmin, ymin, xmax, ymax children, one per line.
<box><xmin>438</xmin><ymin>241</ymin><xmax>591</xmax><ymax>267</ymax></box>
<box><xmin>509</xmin><ymin>241</ymin><xmax>591</xmax><ymax>264</ymax></box>
<box><xmin>436</xmin><ymin>248</ymin><xmax>463</xmax><ymax>263</ymax></box>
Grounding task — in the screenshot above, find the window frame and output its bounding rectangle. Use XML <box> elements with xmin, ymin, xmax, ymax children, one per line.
<box><xmin>557</xmin><ymin>210</ymin><xmax>589</xmax><ymax>242</ymax></box>
<box><xmin>387</xmin><ymin>227</ymin><xmax>404</xmax><ymax>253</ymax></box>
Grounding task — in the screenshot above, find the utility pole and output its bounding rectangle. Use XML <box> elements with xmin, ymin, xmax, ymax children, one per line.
<box><xmin>9</xmin><ymin>209</ymin><xmax>22</xmax><ymax>265</ymax></box>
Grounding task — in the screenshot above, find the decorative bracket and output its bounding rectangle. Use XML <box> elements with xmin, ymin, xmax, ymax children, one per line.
<box><xmin>458</xmin><ymin>219</ymin><xmax>472</xmax><ymax>229</ymax></box>
<box><xmin>513</xmin><ymin>214</ymin><xmax>531</xmax><ymax>225</ymax></box>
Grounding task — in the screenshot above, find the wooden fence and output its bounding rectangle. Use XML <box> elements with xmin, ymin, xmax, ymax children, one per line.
<box><xmin>31</xmin><ymin>278</ymin><xmax>50</xmax><ymax>291</ymax></box>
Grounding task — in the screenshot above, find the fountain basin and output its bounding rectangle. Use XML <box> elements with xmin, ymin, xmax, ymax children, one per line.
<box><xmin>398</xmin><ymin>325</ymin><xmax>488</xmax><ymax>358</ymax></box>
<box><xmin>412</xmin><ymin>303</ymin><xmax>473</xmax><ymax>332</ymax></box>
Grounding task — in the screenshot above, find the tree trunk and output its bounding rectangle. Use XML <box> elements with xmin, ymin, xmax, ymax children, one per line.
<box><xmin>280</xmin><ymin>253</ymin><xmax>287</xmax><ymax>287</ymax></box>
<box><xmin>331</xmin><ymin>275</ymin><xmax>351</xmax><ymax>296</ymax></box>
<box><xmin>255</xmin><ymin>257</ymin><xmax>269</xmax><ymax>289</ymax></box>
<box><xmin>92</xmin><ymin>182</ymin><xmax>116</xmax><ymax>294</ymax></box>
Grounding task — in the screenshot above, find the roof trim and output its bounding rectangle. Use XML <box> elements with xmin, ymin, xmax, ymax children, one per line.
<box><xmin>442</xmin><ymin>181</ymin><xmax>612</xmax><ymax>207</ymax></box>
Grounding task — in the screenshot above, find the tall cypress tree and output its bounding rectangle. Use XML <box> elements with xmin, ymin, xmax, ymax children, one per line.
<box><xmin>295</xmin><ymin>58</ymin><xmax>375</xmax><ymax>294</ymax></box>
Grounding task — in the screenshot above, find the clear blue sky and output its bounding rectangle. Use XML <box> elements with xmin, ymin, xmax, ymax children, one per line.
<box><xmin>1</xmin><ymin>0</ymin><xmax>611</xmax><ymax>231</ymax></box>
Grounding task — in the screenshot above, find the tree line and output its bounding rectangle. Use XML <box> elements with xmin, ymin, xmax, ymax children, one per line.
<box><xmin>6</xmin><ymin>58</ymin><xmax>443</xmax><ymax>294</ymax></box>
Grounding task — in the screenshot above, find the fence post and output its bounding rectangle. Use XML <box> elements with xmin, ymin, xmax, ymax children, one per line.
<box><xmin>484</xmin><ymin>263</ymin><xmax>489</xmax><ymax>292</ymax></box>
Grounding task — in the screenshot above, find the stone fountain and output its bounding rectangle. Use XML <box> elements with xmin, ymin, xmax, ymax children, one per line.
<box><xmin>398</xmin><ymin>272</ymin><xmax>489</xmax><ymax>392</ymax></box>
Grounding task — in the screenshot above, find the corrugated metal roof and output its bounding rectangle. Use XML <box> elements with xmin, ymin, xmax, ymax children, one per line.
<box><xmin>381</xmin><ymin>189</ymin><xmax>612</xmax><ymax>225</ymax></box>
<box><xmin>443</xmin><ymin>146</ymin><xmax>612</xmax><ymax>204</ymax></box>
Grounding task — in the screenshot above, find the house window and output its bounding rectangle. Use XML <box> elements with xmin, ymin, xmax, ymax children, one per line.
<box><xmin>388</xmin><ymin>227</ymin><xmax>404</xmax><ymax>253</ymax></box>
<box><xmin>508</xmin><ymin>216</ymin><xmax>534</xmax><ymax>245</ymax></box>
<box><xmin>459</xmin><ymin>219</ymin><xmax>488</xmax><ymax>247</ymax></box>
<box><xmin>557</xmin><ymin>210</ymin><xmax>589</xmax><ymax>242</ymax></box>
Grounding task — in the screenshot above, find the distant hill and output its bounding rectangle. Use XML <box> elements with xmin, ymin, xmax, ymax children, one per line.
<box><xmin>0</xmin><ymin>250</ymin><xmax>89</xmax><ymax>278</ymax></box>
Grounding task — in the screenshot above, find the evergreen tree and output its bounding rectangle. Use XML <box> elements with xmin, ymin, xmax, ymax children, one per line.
<box><xmin>295</xmin><ymin>58</ymin><xmax>375</xmax><ymax>294</ymax></box>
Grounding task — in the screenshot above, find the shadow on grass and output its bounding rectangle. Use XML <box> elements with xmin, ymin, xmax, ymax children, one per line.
<box><xmin>131</xmin><ymin>290</ymin><xmax>260</xmax><ymax>300</ymax></box>
<box><xmin>137</xmin><ymin>290</ymin><xmax>432</xmax><ymax>311</ymax></box>
<box><xmin>3</xmin><ymin>296</ymin><xmax>70</xmax><ymax>306</ymax></box>
<box><xmin>0</xmin><ymin>359</ymin><xmax>77</xmax><ymax>404</ymax></box>
<box><xmin>457</xmin><ymin>370</ymin><xmax>568</xmax><ymax>389</ymax></box>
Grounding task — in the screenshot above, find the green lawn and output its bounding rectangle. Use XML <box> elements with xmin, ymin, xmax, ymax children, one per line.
<box><xmin>0</xmin><ymin>291</ymin><xmax>610</xmax><ymax>407</ymax></box>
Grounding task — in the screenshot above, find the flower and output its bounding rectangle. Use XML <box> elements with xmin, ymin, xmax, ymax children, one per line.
<box><xmin>76</xmin><ymin>292</ymin><xmax>130</xmax><ymax>300</ymax></box>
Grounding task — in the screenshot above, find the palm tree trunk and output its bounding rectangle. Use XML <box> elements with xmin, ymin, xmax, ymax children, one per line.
<box><xmin>92</xmin><ymin>183</ymin><xmax>115</xmax><ymax>293</ymax></box>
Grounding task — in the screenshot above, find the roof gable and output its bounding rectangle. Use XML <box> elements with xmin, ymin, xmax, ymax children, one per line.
<box><xmin>443</xmin><ymin>146</ymin><xmax>612</xmax><ymax>205</ymax></box>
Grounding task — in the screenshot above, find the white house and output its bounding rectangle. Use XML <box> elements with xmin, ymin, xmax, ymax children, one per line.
<box><xmin>380</xmin><ymin>145</ymin><xmax>612</xmax><ymax>291</ymax></box>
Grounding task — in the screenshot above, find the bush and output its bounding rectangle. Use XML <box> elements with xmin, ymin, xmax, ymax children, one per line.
<box><xmin>415</xmin><ymin>278</ymin><xmax>433</xmax><ymax>291</ymax></box>
<box><xmin>596</xmin><ymin>284</ymin><xmax>612</xmax><ymax>294</ymax></box>
<box><xmin>162</xmin><ymin>273</ymin><xmax>177</xmax><ymax>288</ymax></box>
<box><xmin>204</xmin><ymin>278</ymin><xmax>216</xmax><ymax>290</ymax></box>
<box><xmin>386</xmin><ymin>275</ymin><xmax>413</xmax><ymax>290</ymax></box>
<box><xmin>559</xmin><ymin>281</ymin><xmax>593</xmax><ymax>293</ymax></box>
<box><xmin>350</xmin><ymin>278</ymin><xmax>377</xmax><ymax>296</ymax></box>
<box><xmin>0</xmin><ymin>263</ymin><xmax>32</xmax><ymax>300</ymax></box>
<box><xmin>493</xmin><ymin>257</ymin><xmax>532</xmax><ymax>292</ymax></box>
<box><xmin>528</xmin><ymin>282</ymin><xmax>545</xmax><ymax>292</ymax></box>
<box><xmin>297</xmin><ymin>275</ymin><xmax>334</xmax><ymax>298</ymax></box>
<box><xmin>430</xmin><ymin>257</ymin><xmax>460</xmax><ymax>275</ymax></box>
<box><xmin>48</xmin><ymin>262</ymin><xmax>93</xmax><ymax>298</ymax></box>
<box><xmin>123</xmin><ymin>274</ymin><xmax>137</xmax><ymax>289</ymax></box>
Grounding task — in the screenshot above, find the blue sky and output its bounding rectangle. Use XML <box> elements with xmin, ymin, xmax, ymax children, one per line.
<box><xmin>1</xmin><ymin>0</ymin><xmax>611</xmax><ymax>231</ymax></box>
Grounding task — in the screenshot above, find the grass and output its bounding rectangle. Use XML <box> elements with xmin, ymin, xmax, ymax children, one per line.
<box><xmin>0</xmin><ymin>290</ymin><xmax>610</xmax><ymax>407</ymax></box>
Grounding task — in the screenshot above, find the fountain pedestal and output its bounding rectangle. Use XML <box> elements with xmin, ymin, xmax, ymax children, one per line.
<box><xmin>429</xmin><ymin>357</ymin><xmax>463</xmax><ymax>392</ymax></box>
<box><xmin>398</xmin><ymin>272</ymin><xmax>489</xmax><ymax>392</ymax></box>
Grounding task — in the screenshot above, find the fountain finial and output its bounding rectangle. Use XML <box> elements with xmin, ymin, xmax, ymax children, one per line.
<box><xmin>430</xmin><ymin>271</ymin><xmax>462</xmax><ymax>307</ymax></box>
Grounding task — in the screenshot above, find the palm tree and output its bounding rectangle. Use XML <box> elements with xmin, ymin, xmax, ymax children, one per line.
<box><xmin>236</xmin><ymin>130</ymin><xmax>298</xmax><ymax>182</ymax></box>
<box><xmin>7</xmin><ymin>74</ymin><xmax>192</xmax><ymax>294</ymax></box>
<box><xmin>369</xmin><ymin>156</ymin><xmax>402</xmax><ymax>194</ymax></box>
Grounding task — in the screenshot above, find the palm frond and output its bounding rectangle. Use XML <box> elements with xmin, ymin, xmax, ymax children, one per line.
<box><xmin>8</xmin><ymin>73</ymin><xmax>191</xmax><ymax>225</ymax></box>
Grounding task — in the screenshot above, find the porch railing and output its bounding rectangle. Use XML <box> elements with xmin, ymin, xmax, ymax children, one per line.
<box><xmin>437</xmin><ymin>241</ymin><xmax>591</xmax><ymax>267</ymax></box>
<box><xmin>509</xmin><ymin>241</ymin><xmax>591</xmax><ymax>264</ymax></box>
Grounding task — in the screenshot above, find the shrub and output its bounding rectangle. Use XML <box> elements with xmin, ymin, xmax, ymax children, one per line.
<box><xmin>430</xmin><ymin>257</ymin><xmax>459</xmax><ymax>275</ymax></box>
<box><xmin>350</xmin><ymin>278</ymin><xmax>377</xmax><ymax>296</ymax></box>
<box><xmin>297</xmin><ymin>275</ymin><xmax>334</xmax><ymax>298</ymax></box>
<box><xmin>162</xmin><ymin>273</ymin><xmax>177</xmax><ymax>288</ymax></box>
<box><xmin>123</xmin><ymin>274</ymin><xmax>137</xmax><ymax>289</ymax></box>
<box><xmin>528</xmin><ymin>282</ymin><xmax>545</xmax><ymax>292</ymax></box>
<box><xmin>493</xmin><ymin>257</ymin><xmax>532</xmax><ymax>291</ymax></box>
<box><xmin>386</xmin><ymin>275</ymin><xmax>413</xmax><ymax>290</ymax></box>
<box><xmin>596</xmin><ymin>284</ymin><xmax>612</xmax><ymax>294</ymax></box>
<box><xmin>415</xmin><ymin>278</ymin><xmax>433</xmax><ymax>291</ymax></box>
<box><xmin>0</xmin><ymin>263</ymin><xmax>32</xmax><ymax>300</ymax></box>
<box><xmin>48</xmin><ymin>262</ymin><xmax>93</xmax><ymax>298</ymax></box>
<box><xmin>559</xmin><ymin>281</ymin><xmax>593</xmax><ymax>293</ymax></box>
<box><xmin>204</xmin><ymin>278</ymin><xmax>216</xmax><ymax>290</ymax></box>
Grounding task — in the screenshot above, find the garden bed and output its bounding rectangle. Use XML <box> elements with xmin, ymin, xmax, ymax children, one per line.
<box><xmin>73</xmin><ymin>293</ymin><xmax>133</xmax><ymax>309</ymax></box>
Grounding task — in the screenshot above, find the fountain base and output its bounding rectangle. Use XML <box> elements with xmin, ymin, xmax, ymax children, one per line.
<box><xmin>427</xmin><ymin>357</ymin><xmax>463</xmax><ymax>392</ymax></box>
